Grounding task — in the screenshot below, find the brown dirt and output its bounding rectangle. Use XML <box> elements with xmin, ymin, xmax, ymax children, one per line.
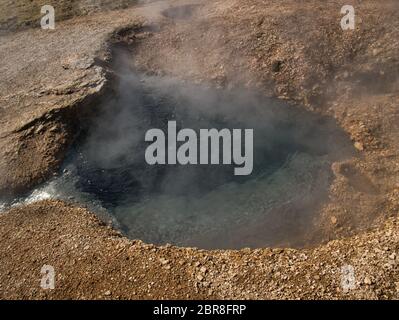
<box><xmin>0</xmin><ymin>200</ymin><xmax>398</xmax><ymax>299</ymax></box>
<box><xmin>0</xmin><ymin>0</ymin><xmax>398</xmax><ymax>299</ymax></box>
<box><xmin>0</xmin><ymin>0</ymin><xmax>139</xmax><ymax>32</ymax></box>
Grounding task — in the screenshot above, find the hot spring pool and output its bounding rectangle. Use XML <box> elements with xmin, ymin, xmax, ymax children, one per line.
<box><xmin>1</xmin><ymin>58</ymin><xmax>355</xmax><ymax>249</ymax></box>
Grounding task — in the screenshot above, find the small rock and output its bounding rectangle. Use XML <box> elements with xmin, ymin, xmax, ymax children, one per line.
<box><xmin>104</xmin><ymin>290</ymin><xmax>111</xmax><ymax>296</ymax></box>
<box><xmin>331</xmin><ymin>216</ymin><xmax>338</xmax><ymax>225</ymax></box>
<box><xmin>354</xmin><ymin>142</ymin><xmax>364</xmax><ymax>151</ymax></box>
<box><xmin>364</xmin><ymin>277</ymin><xmax>372</xmax><ymax>285</ymax></box>
<box><xmin>372</xmin><ymin>48</ymin><xmax>380</xmax><ymax>56</ymax></box>
<box><xmin>35</xmin><ymin>124</ymin><xmax>45</xmax><ymax>134</ymax></box>
<box><xmin>200</xmin><ymin>266</ymin><xmax>207</xmax><ymax>274</ymax></box>
<box><xmin>196</xmin><ymin>274</ymin><xmax>204</xmax><ymax>281</ymax></box>
<box><xmin>272</xmin><ymin>60</ymin><xmax>283</xmax><ymax>72</ymax></box>
<box><xmin>49</xmin><ymin>125</ymin><xmax>59</xmax><ymax>132</ymax></box>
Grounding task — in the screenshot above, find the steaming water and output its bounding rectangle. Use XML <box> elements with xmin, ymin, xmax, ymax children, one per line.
<box><xmin>0</xmin><ymin>63</ymin><xmax>355</xmax><ymax>249</ymax></box>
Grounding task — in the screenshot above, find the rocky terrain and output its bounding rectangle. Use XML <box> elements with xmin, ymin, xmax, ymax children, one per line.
<box><xmin>0</xmin><ymin>0</ymin><xmax>398</xmax><ymax>299</ymax></box>
<box><xmin>1</xmin><ymin>200</ymin><xmax>398</xmax><ymax>299</ymax></box>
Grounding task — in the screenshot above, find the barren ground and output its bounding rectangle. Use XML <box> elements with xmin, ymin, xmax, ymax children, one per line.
<box><xmin>0</xmin><ymin>0</ymin><xmax>398</xmax><ymax>299</ymax></box>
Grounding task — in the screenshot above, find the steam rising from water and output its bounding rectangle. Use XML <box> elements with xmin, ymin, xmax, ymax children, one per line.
<box><xmin>0</xmin><ymin>50</ymin><xmax>355</xmax><ymax>249</ymax></box>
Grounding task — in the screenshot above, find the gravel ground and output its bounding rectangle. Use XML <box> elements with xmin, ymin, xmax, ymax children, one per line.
<box><xmin>0</xmin><ymin>200</ymin><xmax>398</xmax><ymax>299</ymax></box>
